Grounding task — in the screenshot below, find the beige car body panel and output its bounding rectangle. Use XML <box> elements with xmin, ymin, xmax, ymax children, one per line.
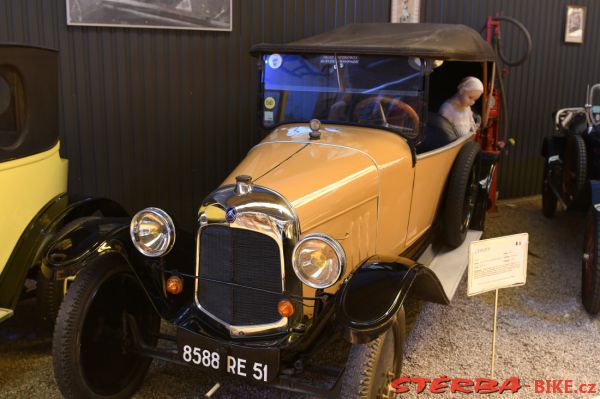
<box><xmin>224</xmin><ymin>123</ymin><xmax>470</xmax><ymax>310</ymax></box>
<box><xmin>406</xmin><ymin>134</ymin><xmax>474</xmax><ymax>246</ymax></box>
<box><xmin>224</xmin><ymin>124</ymin><xmax>415</xmax><ymax>255</ymax></box>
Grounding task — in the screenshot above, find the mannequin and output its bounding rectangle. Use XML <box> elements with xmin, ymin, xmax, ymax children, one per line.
<box><xmin>439</xmin><ymin>77</ymin><xmax>484</xmax><ymax>137</ymax></box>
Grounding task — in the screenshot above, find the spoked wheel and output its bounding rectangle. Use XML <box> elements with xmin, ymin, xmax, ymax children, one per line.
<box><xmin>541</xmin><ymin>161</ymin><xmax>558</xmax><ymax>217</ymax></box>
<box><xmin>582</xmin><ymin>209</ymin><xmax>600</xmax><ymax>315</ymax></box>
<box><xmin>339</xmin><ymin>307</ymin><xmax>405</xmax><ymax>399</ymax></box>
<box><xmin>443</xmin><ymin>141</ymin><xmax>481</xmax><ymax>248</ymax></box>
<box><xmin>52</xmin><ymin>258</ymin><xmax>160</xmax><ymax>399</ymax></box>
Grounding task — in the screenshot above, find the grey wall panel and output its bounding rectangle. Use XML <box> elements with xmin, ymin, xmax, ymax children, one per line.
<box><xmin>6</xmin><ymin>0</ymin><xmax>586</xmax><ymax>220</ymax></box>
<box><xmin>0</xmin><ymin>0</ymin><xmax>390</xmax><ymax>230</ymax></box>
<box><xmin>422</xmin><ymin>0</ymin><xmax>600</xmax><ymax>199</ymax></box>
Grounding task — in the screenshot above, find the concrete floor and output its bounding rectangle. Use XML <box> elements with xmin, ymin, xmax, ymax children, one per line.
<box><xmin>1</xmin><ymin>196</ymin><xmax>599</xmax><ymax>398</ymax></box>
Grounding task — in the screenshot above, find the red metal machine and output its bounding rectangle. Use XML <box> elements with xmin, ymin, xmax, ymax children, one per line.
<box><xmin>477</xmin><ymin>15</ymin><xmax>531</xmax><ymax>211</ymax></box>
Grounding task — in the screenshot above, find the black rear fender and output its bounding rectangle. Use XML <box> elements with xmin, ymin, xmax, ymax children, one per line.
<box><xmin>589</xmin><ymin>180</ymin><xmax>600</xmax><ymax>206</ymax></box>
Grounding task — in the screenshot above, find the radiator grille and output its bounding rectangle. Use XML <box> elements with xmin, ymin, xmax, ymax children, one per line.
<box><xmin>198</xmin><ymin>225</ymin><xmax>282</xmax><ymax>326</ymax></box>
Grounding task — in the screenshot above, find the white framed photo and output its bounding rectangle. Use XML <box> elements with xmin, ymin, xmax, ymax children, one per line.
<box><xmin>66</xmin><ymin>0</ymin><xmax>232</xmax><ymax>31</ymax></box>
<box><xmin>565</xmin><ymin>5</ymin><xmax>585</xmax><ymax>44</ymax></box>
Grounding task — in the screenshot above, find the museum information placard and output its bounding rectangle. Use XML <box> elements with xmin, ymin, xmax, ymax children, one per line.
<box><xmin>467</xmin><ymin>233</ymin><xmax>528</xmax><ymax>296</ymax></box>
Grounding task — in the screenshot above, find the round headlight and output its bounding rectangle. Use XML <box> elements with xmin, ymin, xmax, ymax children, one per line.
<box><xmin>292</xmin><ymin>234</ymin><xmax>345</xmax><ymax>289</ymax></box>
<box><xmin>130</xmin><ymin>207</ymin><xmax>176</xmax><ymax>257</ymax></box>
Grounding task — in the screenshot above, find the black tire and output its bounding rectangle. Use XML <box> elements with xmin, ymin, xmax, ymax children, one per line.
<box><xmin>36</xmin><ymin>217</ymin><xmax>99</xmax><ymax>333</ymax></box>
<box><xmin>36</xmin><ymin>270</ymin><xmax>64</xmax><ymax>333</ymax></box>
<box><xmin>339</xmin><ymin>307</ymin><xmax>405</xmax><ymax>399</ymax></box>
<box><xmin>582</xmin><ymin>209</ymin><xmax>600</xmax><ymax>315</ymax></box>
<box><xmin>542</xmin><ymin>161</ymin><xmax>558</xmax><ymax>218</ymax></box>
<box><xmin>563</xmin><ymin>134</ymin><xmax>587</xmax><ymax>207</ymax></box>
<box><xmin>442</xmin><ymin>141</ymin><xmax>481</xmax><ymax>248</ymax></box>
<box><xmin>52</xmin><ymin>257</ymin><xmax>159</xmax><ymax>399</ymax></box>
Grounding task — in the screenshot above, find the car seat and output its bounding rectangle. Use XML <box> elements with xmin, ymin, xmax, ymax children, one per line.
<box><xmin>416</xmin><ymin>112</ymin><xmax>459</xmax><ymax>154</ymax></box>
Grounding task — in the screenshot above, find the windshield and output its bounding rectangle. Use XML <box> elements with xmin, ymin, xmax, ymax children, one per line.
<box><xmin>260</xmin><ymin>53</ymin><xmax>425</xmax><ymax>136</ymax></box>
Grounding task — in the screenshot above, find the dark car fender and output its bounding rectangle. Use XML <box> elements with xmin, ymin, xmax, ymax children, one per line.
<box><xmin>335</xmin><ymin>256</ymin><xmax>447</xmax><ymax>344</ymax></box>
<box><xmin>589</xmin><ymin>180</ymin><xmax>600</xmax><ymax>207</ymax></box>
<box><xmin>541</xmin><ymin>136</ymin><xmax>566</xmax><ymax>158</ymax></box>
<box><xmin>44</xmin><ymin>216</ymin><xmax>197</xmax><ymax>323</ymax></box>
<box><xmin>0</xmin><ymin>194</ymin><xmax>128</xmax><ymax>310</ymax></box>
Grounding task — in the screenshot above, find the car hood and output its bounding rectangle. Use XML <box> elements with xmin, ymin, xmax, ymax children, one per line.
<box><xmin>223</xmin><ymin>124</ymin><xmax>411</xmax><ymax>232</ymax></box>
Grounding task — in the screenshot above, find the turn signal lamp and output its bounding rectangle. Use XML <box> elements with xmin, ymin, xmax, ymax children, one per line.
<box><xmin>277</xmin><ymin>300</ymin><xmax>295</xmax><ymax>317</ymax></box>
<box><xmin>166</xmin><ymin>275</ymin><xmax>183</xmax><ymax>295</ymax></box>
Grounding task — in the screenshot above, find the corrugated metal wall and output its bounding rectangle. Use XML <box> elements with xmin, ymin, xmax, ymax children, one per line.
<box><xmin>422</xmin><ymin>0</ymin><xmax>600</xmax><ymax>199</ymax></box>
<box><xmin>4</xmin><ymin>0</ymin><xmax>597</xmax><ymax>224</ymax></box>
<box><xmin>0</xmin><ymin>0</ymin><xmax>390</xmax><ymax>229</ymax></box>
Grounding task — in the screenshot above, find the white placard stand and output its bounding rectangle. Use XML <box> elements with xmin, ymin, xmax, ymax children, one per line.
<box><xmin>468</xmin><ymin>233</ymin><xmax>528</xmax><ymax>377</ymax></box>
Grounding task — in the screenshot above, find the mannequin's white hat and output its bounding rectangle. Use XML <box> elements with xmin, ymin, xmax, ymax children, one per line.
<box><xmin>458</xmin><ymin>76</ymin><xmax>484</xmax><ymax>93</ymax></box>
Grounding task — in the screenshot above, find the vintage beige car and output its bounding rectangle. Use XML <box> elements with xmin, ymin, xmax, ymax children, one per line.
<box><xmin>46</xmin><ymin>23</ymin><xmax>498</xmax><ymax>398</ymax></box>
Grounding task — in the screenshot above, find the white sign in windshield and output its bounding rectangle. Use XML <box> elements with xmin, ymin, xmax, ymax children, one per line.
<box><xmin>320</xmin><ymin>55</ymin><xmax>359</xmax><ymax>65</ymax></box>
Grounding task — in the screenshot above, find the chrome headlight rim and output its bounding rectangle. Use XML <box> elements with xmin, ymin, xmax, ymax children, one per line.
<box><xmin>130</xmin><ymin>207</ymin><xmax>176</xmax><ymax>257</ymax></box>
<box><xmin>292</xmin><ymin>233</ymin><xmax>346</xmax><ymax>289</ymax></box>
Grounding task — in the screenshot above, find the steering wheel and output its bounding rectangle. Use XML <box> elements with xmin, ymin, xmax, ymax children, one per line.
<box><xmin>352</xmin><ymin>96</ymin><xmax>420</xmax><ymax>136</ymax></box>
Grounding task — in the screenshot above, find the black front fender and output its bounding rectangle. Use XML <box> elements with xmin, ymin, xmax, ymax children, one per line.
<box><xmin>335</xmin><ymin>255</ymin><xmax>446</xmax><ymax>344</ymax></box>
<box><xmin>44</xmin><ymin>216</ymin><xmax>197</xmax><ymax>323</ymax></box>
<box><xmin>43</xmin><ymin>216</ymin><xmax>131</xmax><ymax>279</ymax></box>
<box><xmin>0</xmin><ymin>193</ymin><xmax>128</xmax><ymax>310</ymax></box>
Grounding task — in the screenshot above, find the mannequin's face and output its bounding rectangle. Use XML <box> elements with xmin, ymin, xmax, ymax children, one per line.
<box><xmin>457</xmin><ymin>89</ymin><xmax>483</xmax><ymax>107</ymax></box>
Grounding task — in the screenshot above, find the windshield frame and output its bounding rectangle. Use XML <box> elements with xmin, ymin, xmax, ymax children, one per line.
<box><xmin>257</xmin><ymin>52</ymin><xmax>429</xmax><ymax>140</ymax></box>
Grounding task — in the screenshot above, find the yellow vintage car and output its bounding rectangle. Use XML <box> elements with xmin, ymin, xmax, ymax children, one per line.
<box><xmin>47</xmin><ymin>24</ymin><xmax>498</xmax><ymax>398</ymax></box>
<box><xmin>0</xmin><ymin>45</ymin><xmax>127</xmax><ymax>328</ymax></box>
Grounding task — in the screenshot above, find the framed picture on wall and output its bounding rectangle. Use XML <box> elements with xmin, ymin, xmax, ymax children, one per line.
<box><xmin>66</xmin><ymin>0</ymin><xmax>232</xmax><ymax>31</ymax></box>
<box><xmin>564</xmin><ymin>5</ymin><xmax>585</xmax><ymax>44</ymax></box>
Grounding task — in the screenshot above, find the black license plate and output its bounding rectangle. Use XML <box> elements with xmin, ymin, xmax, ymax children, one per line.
<box><xmin>176</xmin><ymin>328</ymin><xmax>279</xmax><ymax>383</ymax></box>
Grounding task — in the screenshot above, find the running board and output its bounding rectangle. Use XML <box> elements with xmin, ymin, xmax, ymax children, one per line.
<box><xmin>417</xmin><ymin>230</ymin><xmax>483</xmax><ymax>302</ymax></box>
<box><xmin>0</xmin><ymin>308</ymin><xmax>14</xmax><ymax>323</ymax></box>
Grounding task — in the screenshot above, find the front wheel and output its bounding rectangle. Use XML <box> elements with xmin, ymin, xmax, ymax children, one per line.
<box><xmin>36</xmin><ymin>270</ymin><xmax>65</xmax><ymax>333</ymax></box>
<box><xmin>52</xmin><ymin>257</ymin><xmax>160</xmax><ymax>399</ymax></box>
<box><xmin>582</xmin><ymin>209</ymin><xmax>600</xmax><ymax>315</ymax></box>
<box><xmin>339</xmin><ymin>307</ymin><xmax>405</xmax><ymax>399</ymax></box>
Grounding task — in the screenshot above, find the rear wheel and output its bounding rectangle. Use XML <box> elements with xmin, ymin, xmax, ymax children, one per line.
<box><xmin>542</xmin><ymin>161</ymin><xmax>558</xmax><ymax>217</ymax></box>
<box><xmin>52</xmin><ymin>257</ymin><xmax>159</xmax><ymax>399</ymax></box>
<box><xmin>443</xmin><ymin>141</ymin><xmax>481</xmax><ymax>248</ymax></box>
<box><xmin>339</xmin><ymin>307</ymin><xmax>405</xmax><ymax>399</ymax></box>
<box><xmin>563</xmin><ymin>134</ymin><xmax>587</xmax><ymax>207</ymax></box>
<box><xmin>582</xmin><ymin>209</ymin><xmax>600</xmax><ymax>315</ymax></box>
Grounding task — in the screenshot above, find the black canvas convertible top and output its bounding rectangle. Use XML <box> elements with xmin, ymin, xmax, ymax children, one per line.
<box><xmin>251</xmin><ymin>23</ymin><xmax>495</xmax><ymax>62</ymax></box>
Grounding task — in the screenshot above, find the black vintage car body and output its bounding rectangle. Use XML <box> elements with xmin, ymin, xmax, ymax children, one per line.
<box><xmin>46</xmin><ymin>23</ymin><xmax>499</xmax><ymax>398</ymax></box>
<box><xmin>541</xmin><ymin>83</ymin><xmax>600</xmax><ymax>315</ymax></box>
